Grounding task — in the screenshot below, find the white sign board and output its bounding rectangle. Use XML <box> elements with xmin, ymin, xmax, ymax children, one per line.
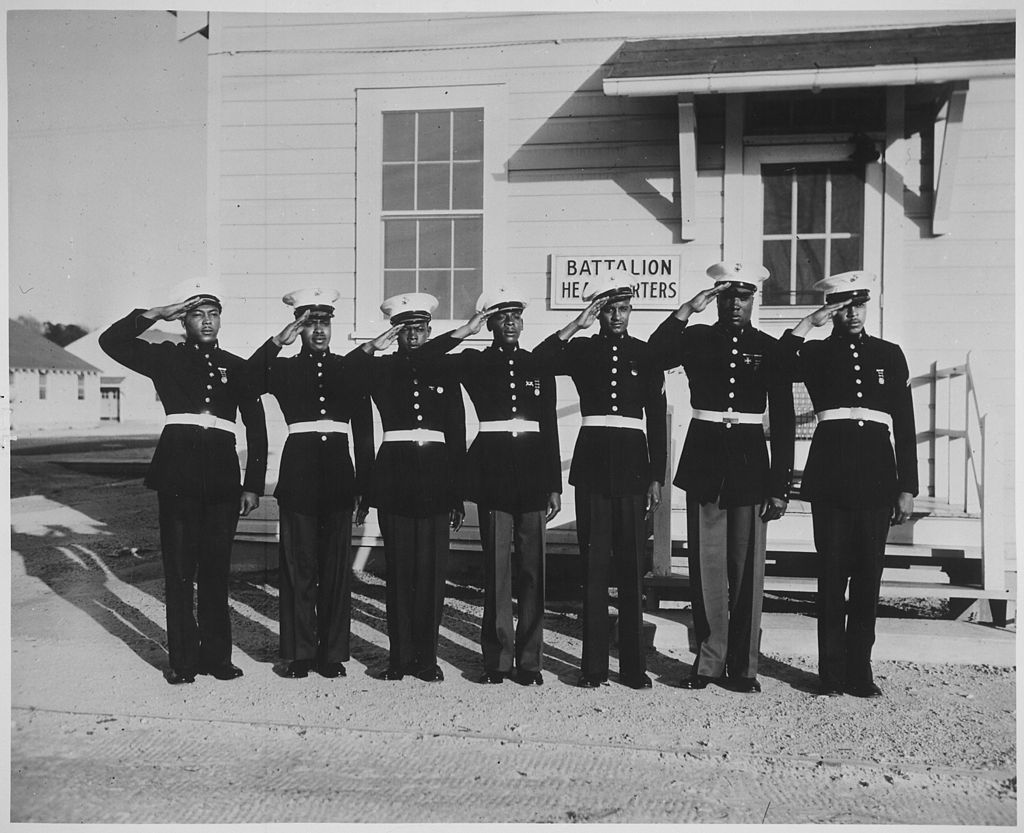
<box><xmin>550</xmin><ymin>255</ymin><xmax>682</xmax><ymax>309</ymax></box>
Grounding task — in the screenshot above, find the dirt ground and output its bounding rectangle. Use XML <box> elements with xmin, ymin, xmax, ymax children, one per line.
<box><xmin>8</xmin><ymin>440</ymin><xmax>1018</xmax><ymax>825</ymax></box>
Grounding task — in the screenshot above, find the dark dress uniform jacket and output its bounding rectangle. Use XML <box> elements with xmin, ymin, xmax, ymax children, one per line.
<box><xmin>780</xmin><ymin>330</ymin><xmax>918</xmax><ymax>508</ymax></box>
<box><xmin>649</xmin><ymin>318</ymin><xmax>795</xmax><ymax>507</ymax></box>
<box><xmin>365</xmin><ymin>350</ymin><xmax>466</xmax><ymax>518</ymax></box>
<box><xmin>428</xmin><ymin>334</ymin><xmax>561</xmax><ymax>514</ymax></box>
<box><xmin>533</xmin><ymin>332</ymin><xmax>667</xmax><ymax>497</ymax></box>
<box><xmin>246</xmin><ymin>341</ymin><xmax>374</xmax><ymax>513</ymax></box>
<box><xmin>99</xmin><ymin>310</ymin><xmax>267</xmax><ymax>500</ymax></box>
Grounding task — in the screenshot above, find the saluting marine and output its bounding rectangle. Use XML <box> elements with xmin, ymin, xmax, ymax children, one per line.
<box><xmin>780</xmin><ymin>271</ymin><xmax>918</xmax><ymax>698</ymax></box>
<box><xmin>245</xmin><ymin>287</ymin><xmax>396</xmax><ymax>680</ymax></box>
<box><xmin>425</xmin><ymin>288</ymin><xmax>562</xmax><ymax>686</ymax></box>
<box><xmin>99</xmin><ymin>279</ymin><xmax>268</xmax><ymax>685</ymax></box>
<box><xmin>359</xmin><ymin>293</ymin><xmax>467</xmax><ymax>683</ymax></box>
<box><xmin>648</xmin><ymin>262</ymin><xmax>795</xmax><ymax>694</ymax></box>
<box><xmin>533</xmin><ymin>272</ymin><xmax>667</xmax><ymax>690</ymax></box>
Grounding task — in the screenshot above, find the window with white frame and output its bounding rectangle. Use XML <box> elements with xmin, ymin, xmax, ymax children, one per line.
<box><xmin>381</xmin><ymin>109</ymin><xmax>484</xmax><ymax>319</ymax></box>
<box><xmin>356</xmin><ymin>85</ymin><xmax>506</xmax><ymax>333</ymax></box>
<box><xmin>38</xmin><ymin>370</ymin><xmax>47</xmax><ymax>400</ymax></box>
<box><xmin>77</xmin><ymin>373</ymin><xmax>86</xmax><ymax>400</ymax></box>
<box><xmin>760</xmin><ymin>161</ymin><xmax>866</xmax><ymax>306</ymax></box>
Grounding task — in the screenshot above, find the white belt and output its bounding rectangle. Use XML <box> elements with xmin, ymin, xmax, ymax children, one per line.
<box><xmin>692</xmin><ymin>409</ymin><xmax>765</xmax><ymax>425</ymax></box>
<box><xmin>581</xmin><ymin>415</ymin><xmax>644</xmax><ymax>431</ymax></box>
<box><xmin>288</xmin><ymin>420</ymin><xmax>350</xmax><ymax>435</ymax></box>
<box><xmin>382</xmin><ymin>429</ymin><xmax>446</xmax><ymax>444</ymax></box>
<box><xmin>477</xmin><ymin>419</ymin><xmax>540</xmax><ymax>434</ymax></box>
<box><xmin>816</xmin><ymin>407</ymin><xmax>892</xmax><ymax>428</ymax></box>
<box><xmin>165</xmin><ymin>413</ymin><xmax>236</xmax><ymax>433</ymax></box>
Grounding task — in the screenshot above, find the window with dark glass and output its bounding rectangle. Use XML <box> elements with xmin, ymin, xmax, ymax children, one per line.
<box><xmin>381</xmin><ymin>108</ymin><xmax>484</xmax><ymax>319</ymax></box>
<box><xmin>77</xmin><ymin>373</ymin><xmax>85</xmax><ymax>400</ymax></box>
<box><xmin>39</xmin><ymin>370</ymin><xmax>47</xmax><ymax>400</ymax></box>
<box><xmin>760</xmin><ymin>162</ymin><xmax>865</xmax><ymax>306</ymax></box>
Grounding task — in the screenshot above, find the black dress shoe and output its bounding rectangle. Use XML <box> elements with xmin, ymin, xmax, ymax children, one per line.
<box><xmin>514</xmin><ymin>670</ymin><xmax>543</xmax><ymax>687</ymax></box>
<box><xmin>478</xmin><ymin>670</ymin><xmax>505</xmax><ymax>684</ymax></box>
<box><xmin>281</xmin><ymin>659</ymin><xmax>311</xmax><ymax>678</ymax></box>
<box><xmin>415</xmin><ymin>664</ymin><xmax>444</xmax><ymax>682</ymax></box>
<box><xmin>676</xmin><ymin>674</ymin><xmax>713</xmax><ymax>690</ymax></box>
<box><xmin>318</xmin><ymin>661</ymin><xmax>346</xmax><ymax>678</ymax></box>
<box><xmin>381</xmin><ymin>666</ymin><xmax>406</xmax><ymax>681</ymax></box>
<box><xmin>732</xmin><ymin>677</ymin><xmax>761</xmax><ymax>693</ymax></box>
<box><xmin>622</xmin><ymin>673</ymin><xmax>653</xmax><ymax>690</ymax></box>
<box><xmin>845</xmin><ymin>680</ymin><xmax>883</xmax><ymax>698</ymax></box>
<box><xmin>817</xmin><ymin>681</ymin><xmax>844</xmax><ymax>697</ymax></box>
<box><xmin>576</xmin><ymin>674</ymin><xmax>606</xmax><ymax>688</ymax></box>
<box><xmin>165</xmin><ymin>669</ymin><xmax>196</xmax><ymax>685</ymax></box>
<box><xmin>199</xmin><ymin>663</ymin><xmax>243</xmax><ymax>680</ymax></box>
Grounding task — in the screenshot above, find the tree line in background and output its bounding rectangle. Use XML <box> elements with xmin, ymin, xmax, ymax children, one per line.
<box><xmin>16</xmin><ymin>315</ymin><xmax>89</xmax><ymax>347</ymax></box>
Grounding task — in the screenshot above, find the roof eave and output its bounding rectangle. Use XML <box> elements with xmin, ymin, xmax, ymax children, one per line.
<box><xmin>603</xmin><ymin>59</ymin><xmax>1015</xmax><ymax>97</ymax></box>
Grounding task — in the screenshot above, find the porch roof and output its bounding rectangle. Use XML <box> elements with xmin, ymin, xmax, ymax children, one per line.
<box><xmin>603</xmin><ymin>21</ymin><xmax>1015</xmax><ymax>96</ymax></box>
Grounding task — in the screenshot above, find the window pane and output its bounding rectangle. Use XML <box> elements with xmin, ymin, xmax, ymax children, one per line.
<box><xmin>383</xmin><ymin>164</ymin><xmax>415</xmax><ymax>211</ymax></box>
<box><xmin>796</xmin><ymin>239</ymin><xmax>825</xmax><ymax>299</ymax></box>
<box><xmin>452</xmin><ymin>162</ymin><xmax>483</xmax><ymax>210</ymax></box>
<box><xmin>830</xmin><ymin>237</ymin><xmax>863</xmax><ymax>275</ymax></box>
<box><xmin>384</xmin><ymin>220</ymin><xmax>416</xmax><ymax>268</ymax></box>
<box><xmin>383</xmin><ymin>112</ymin><xmax>415</xmax><ymax>162</ymax></box>
<box><xmin>796</xmin><ymin>169</ymin><xmax>826</xmax><ymax>234</ymax></box>
<box><xmin>762</xmin><ymin>167</ymin><xmax>792</xmax><ymax>235</ymax></box>
<box><xmin>453</xmin><ymin>217</ymin><xmax>482</xmax><ymax>268</ymax></box>
<box><xmin>419</xmin><ymin>219</ymin><xmax>452</xmax><ymax>268</ymax></box>
<box><xmin>453</xmin><ymin>109</ymin><xmax>484</xmax><ymax>160</ymax></box>
<box><xmin>762</xmin><ymin>240</ymin><xmax>792</xmax><ymax>305</ymax></box>
<box><xmin>452</xmin><ymin>268</ymin><xmax>481</xmax><ymax>318</ymax></box>
<box><xmin>831</xmin><ymin>167</ymin><xmax>864</xmax><ymax>234</ymax></box>
<box><xmin>419</xmin><ymin>270</ymin><xmax>451</xmax><ymax>317</ymax></box>
<box><xmin>417</xmin><ymin>163</ymin><xmax>450</xmax><ymax>210</ymax></box>
<box><xmin>384</xmin><ymin>270</ymin><xmax>416</xmax><ymax>299</ymax></box>
<box><xmin>418</xmin><ymin>111</ymin><xmax>450</xmax><ymax>162</ymax></box>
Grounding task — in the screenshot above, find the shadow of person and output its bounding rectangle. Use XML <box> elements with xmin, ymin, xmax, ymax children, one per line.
<box><xmin>11</xmin><ymin>525</ymin><xmax>172</xmax><ymax>674</ymax></box>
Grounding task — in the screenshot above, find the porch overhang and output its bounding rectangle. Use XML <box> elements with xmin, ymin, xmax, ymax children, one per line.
<box><xmin>602</xmin><ymin>22</ymin><xmax>1015</xmax><ymax>97</ymax></box>
<box><xmin>602</xmin><ymin>21</ymin><xmax>1014</xmax><ymax>240</ymax></box>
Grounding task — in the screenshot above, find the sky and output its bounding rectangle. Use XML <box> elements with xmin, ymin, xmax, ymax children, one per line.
<box><xmin>6</xmin><ymin>7</ymin><xmax>208</xmax><ymax>331</ymax></box>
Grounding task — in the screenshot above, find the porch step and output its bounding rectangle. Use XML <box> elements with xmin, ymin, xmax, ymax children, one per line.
<box><xmin>644</xmin><ymin>570</ymin><xmax>1017</xmax><ymax>602</ymax></box>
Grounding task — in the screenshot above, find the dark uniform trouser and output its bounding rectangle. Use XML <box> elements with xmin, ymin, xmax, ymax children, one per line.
<box><xmin>379</xmin><ymin>511</ymin><xmax>449</xmax><ymax>672</ymax></box>
<box><xmin>812</xmin><ymin>504</ymin><xmax>891</xmax><ymax>687</ymax></box>
<box><xmin>478</xmin><ymin>507</ymin><xmax>546</xmax><ymax>674</ymax></box>
<box><xmin>157</xmin><ymin>493</ymin><xmax>241</xmax><ymax>673</ymax></box>
<box><xmin>575</xmin><ymin>489</ymin><xmax>646</xmax><ymax>680</ymax></box>
<box><xmin>686</xmin><ymin>499</ymin><xmax>766</xmax><ymax>679</ymax></box>
<box><xmin>278</xmin><ymin>507</ymin><xmax>355</xmax><ymax>664</ymax></box>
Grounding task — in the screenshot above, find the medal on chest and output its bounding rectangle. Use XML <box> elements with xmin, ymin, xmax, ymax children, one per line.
<box><xmin>217</xmin><ymin>367</ymin><xmax>229</xmax><ymax>384</ymax></box>
<box><xmin>876</xmin><ymin>368</ymin><xmax>886</xmax><ymax>385</ymax></box>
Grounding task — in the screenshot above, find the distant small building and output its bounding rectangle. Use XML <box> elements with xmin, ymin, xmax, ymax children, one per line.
<box><xmin>8</xmin><ymin>319</ymin><xmax>101</xmax><ymax>431</ymax></box>
<box><xmin>65</xmin><ymin>327</ymin><xmax>184</xmax><ymax>424</ymax></box>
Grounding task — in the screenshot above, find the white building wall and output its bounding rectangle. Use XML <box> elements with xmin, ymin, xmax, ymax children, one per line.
<box><xmin>206</xmin><ymin>11</ymin><xmax>1016</xmax><ymax>555</ymax></box>
<box><xmin>10</xmin><ymin>368</ymin><xmax>100</xmax><ymax>432</ymax></box>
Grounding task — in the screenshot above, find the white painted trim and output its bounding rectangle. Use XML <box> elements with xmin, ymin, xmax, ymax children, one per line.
<box><xmin>882</xmin><ymin>86</ymin><xmax>907</xmax><ymax>345</ymax></box>
<box><xmin>738</xmin><ymin>141</ymin><xmax>883</xmax><ymax>329</ymax></box>
<box><xmin>353</xmin><ymin>84</ymin><xmax>508</xmax><ymax>339</ymax></box>
<box><xmin>602</xmin><ymin>60</ymin><xmax>1014</xmax><ymax>97</ymax></box>
<box><xmin>676</xmin><ymin>94</ymin><xmax>697</xmax><ymax>241</ymax></box>
<box><xmin>206</xmin><ymin>27</ymin><xmax>222</xmax><ymax>287</ymax></box>
<box><xmin>932</xmin><ymin>81</ymin><xmax>969</xmax><ymax>237</ymax></box>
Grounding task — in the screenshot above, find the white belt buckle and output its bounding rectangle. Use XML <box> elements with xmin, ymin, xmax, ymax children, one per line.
<box><xmin>722</xmin><ymin>412</ymin><xmax>740</xmax><ymax>424</ymax></box>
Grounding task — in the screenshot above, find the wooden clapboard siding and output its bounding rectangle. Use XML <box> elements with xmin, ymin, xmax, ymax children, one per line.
<box><xmin>220</xmin><ymin>174</ymin><xmax>355</xmax><ymax>201</ymax></box>
<box><xmin>221</xmin><ymin>198</ymin><xmax>351</xmax><ymax>226</ymax></box>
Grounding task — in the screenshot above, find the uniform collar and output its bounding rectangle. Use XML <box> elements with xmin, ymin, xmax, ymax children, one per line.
<box><xmin>713</xmin><ymin>320</ymin><xmax>750</xmax><ymax>338</ymax></box>
<box><xmin>299</xmin><ymin>347</ymin><xmax>332</xmax><ymax>360</ymax></box>
<box><xmin>490</xmin><ymin>342</ymin><xmax>520</xmax><ymax>355</ymax></box>
<box><xmin>829</xmin><ymin>329</ymin><xmax>869</xmax><ymax>345</ymax></box>
<box><xmin>187</xmin><ymin>339</ymin><xmax>219</xmax><ymax>354</ymax></box>
<box><xmin>597</xmin><ymin>330</ymin><xmax>627</xmax><ymax>342</ymax></box>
